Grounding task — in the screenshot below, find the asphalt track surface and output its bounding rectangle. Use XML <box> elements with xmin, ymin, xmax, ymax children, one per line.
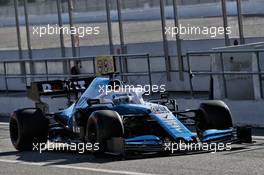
<box><xmin>0</xmin><ymin>122</ymin><xmax>263</xmax><ymax>175</ymax></box>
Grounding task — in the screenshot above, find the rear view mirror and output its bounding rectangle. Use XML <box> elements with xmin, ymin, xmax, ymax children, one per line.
<box><xmin>160</xmin><ymin>92</ymin><xmax>169</xmax><ymax>99</ymax></box>
<box><xmin>87</xmin><ymin>99</ymin><xmax>100</xmax><ymax>106</ymax></box>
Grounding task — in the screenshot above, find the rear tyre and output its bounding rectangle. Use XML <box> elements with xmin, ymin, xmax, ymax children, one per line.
<box><xmin>196</xmin><ymin>101</ymin><xmax>233</xmax><ymax>137</ymax></box>
<box><xmin>9</xmin><ymin>108</ymin><xmax>49</xmax><ymax>151</ymax></box>
<box><xmin>86</xmin><ymin>110</ymin><xmax>124</xmax><ymax>154</ymax></box>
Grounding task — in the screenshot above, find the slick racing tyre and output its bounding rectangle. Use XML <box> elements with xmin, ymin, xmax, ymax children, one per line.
<box><xmin>86</xmin><ymin>110</ymin><xmax>124</xmax><ymax>154</ymax></box>
<box><xmin>196</xmin><ymin>100</ymin><xmax>233</xmax><ymax>136</ymax></box>
<box><xmin>9</xmin><ymin>108</ymin><xmax>49</xmax><ymax>151</ymax></box>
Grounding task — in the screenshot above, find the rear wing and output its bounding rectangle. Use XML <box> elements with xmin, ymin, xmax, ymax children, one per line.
<box><xmin>26</xmin><ymin>77</ymin><xmax>95</xmax><ymax>113</ymax></box>
<box><xmin>27</xmin><ymin>77</ymin><xmax>95</xmax><ymax>103</ymax></box>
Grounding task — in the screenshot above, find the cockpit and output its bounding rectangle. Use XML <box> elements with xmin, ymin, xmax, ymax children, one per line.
<box><xmin>75</xmin><ymin>78</ymin><xmax>144</xmax><ymax>109</ymax></box>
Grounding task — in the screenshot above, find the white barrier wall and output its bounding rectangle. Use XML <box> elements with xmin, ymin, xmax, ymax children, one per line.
<box><xmin>212</xmin><ymin>42</ymin><xmax>264</xmax><ymax>100</ymax></box>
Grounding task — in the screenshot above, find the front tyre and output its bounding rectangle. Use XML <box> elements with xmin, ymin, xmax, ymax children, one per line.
<box><xmin>196</xmin><ymin>101</ymin><xmax>233</xmax><ymax>138</ymax></box>
<box><xmin>86</xmin><ymin>110</ymin><xmax>124</xmax><ymax>154</ymax></box>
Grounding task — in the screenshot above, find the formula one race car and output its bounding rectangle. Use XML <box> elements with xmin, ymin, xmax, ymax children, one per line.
<box><xmin>9</xmin><ymin>77</ymin><xmax>249</xmax><ymax>155</ymax></box>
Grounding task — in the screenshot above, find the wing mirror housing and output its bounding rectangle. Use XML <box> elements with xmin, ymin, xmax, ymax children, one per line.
<box><xmin>87</xmin><ymin>99</ymin><xmax>100</xmax><ymax>106</ymax></box>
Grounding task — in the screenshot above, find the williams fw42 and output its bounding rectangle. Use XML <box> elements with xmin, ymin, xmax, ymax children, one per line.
<box><xmin>9</xmin><ymin>77</ymin><xmax>251</xmax><ymax>156</ymax></box>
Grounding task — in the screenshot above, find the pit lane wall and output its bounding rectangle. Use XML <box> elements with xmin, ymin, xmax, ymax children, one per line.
<box><xmin>0</xmin><ymin>96</ymin><xmax>263</xmax><ymax>127</ymax></box>
<box><xmin>212</xmin><ymin>42</ymin><xmax>264</xmax><ymax>100</ymax></box>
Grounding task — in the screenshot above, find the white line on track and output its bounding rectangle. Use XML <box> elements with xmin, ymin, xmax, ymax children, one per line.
<box><xmin>54</xmin><ymin>164</ymin><xmax>158</xmax><ymax>175</ymax></box>
<box><xmin>253</xmin><ymin>136</ymin><xmax>264</xmax><ymax>140</ymax></box>
<box><xmin>0</xmin><ymin>158</ymin><xmax>157</xmax><ymax>175</ymax></box>
<box><xmin>0</xmin><ymin>122</ymin><xmax>8</xmax><ymax>125</ymax></box>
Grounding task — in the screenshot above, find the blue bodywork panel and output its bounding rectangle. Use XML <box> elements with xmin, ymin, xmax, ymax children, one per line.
<box><xmin>202</xmin><ymin>128</ymin><xmax>233</xmax><ymax>142</ymax></box>
<box><xmin>56</xmin><ymin>103</ymin><xmax>75</xmax><ymax>128</ymax></box>
<box><xmin>150</xmin><ymin>113</ymin><xmax>195</xmax><ymax>142</ymax></box>
<box><xmin>125</xmin><ymin>135</ymin><xmax>162</xmax><ymax>145</ymax></box>
<box><xmin>113</xmin><ymin>103</ymin><xmax>195</xmax><ymax>142</ymax></box>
